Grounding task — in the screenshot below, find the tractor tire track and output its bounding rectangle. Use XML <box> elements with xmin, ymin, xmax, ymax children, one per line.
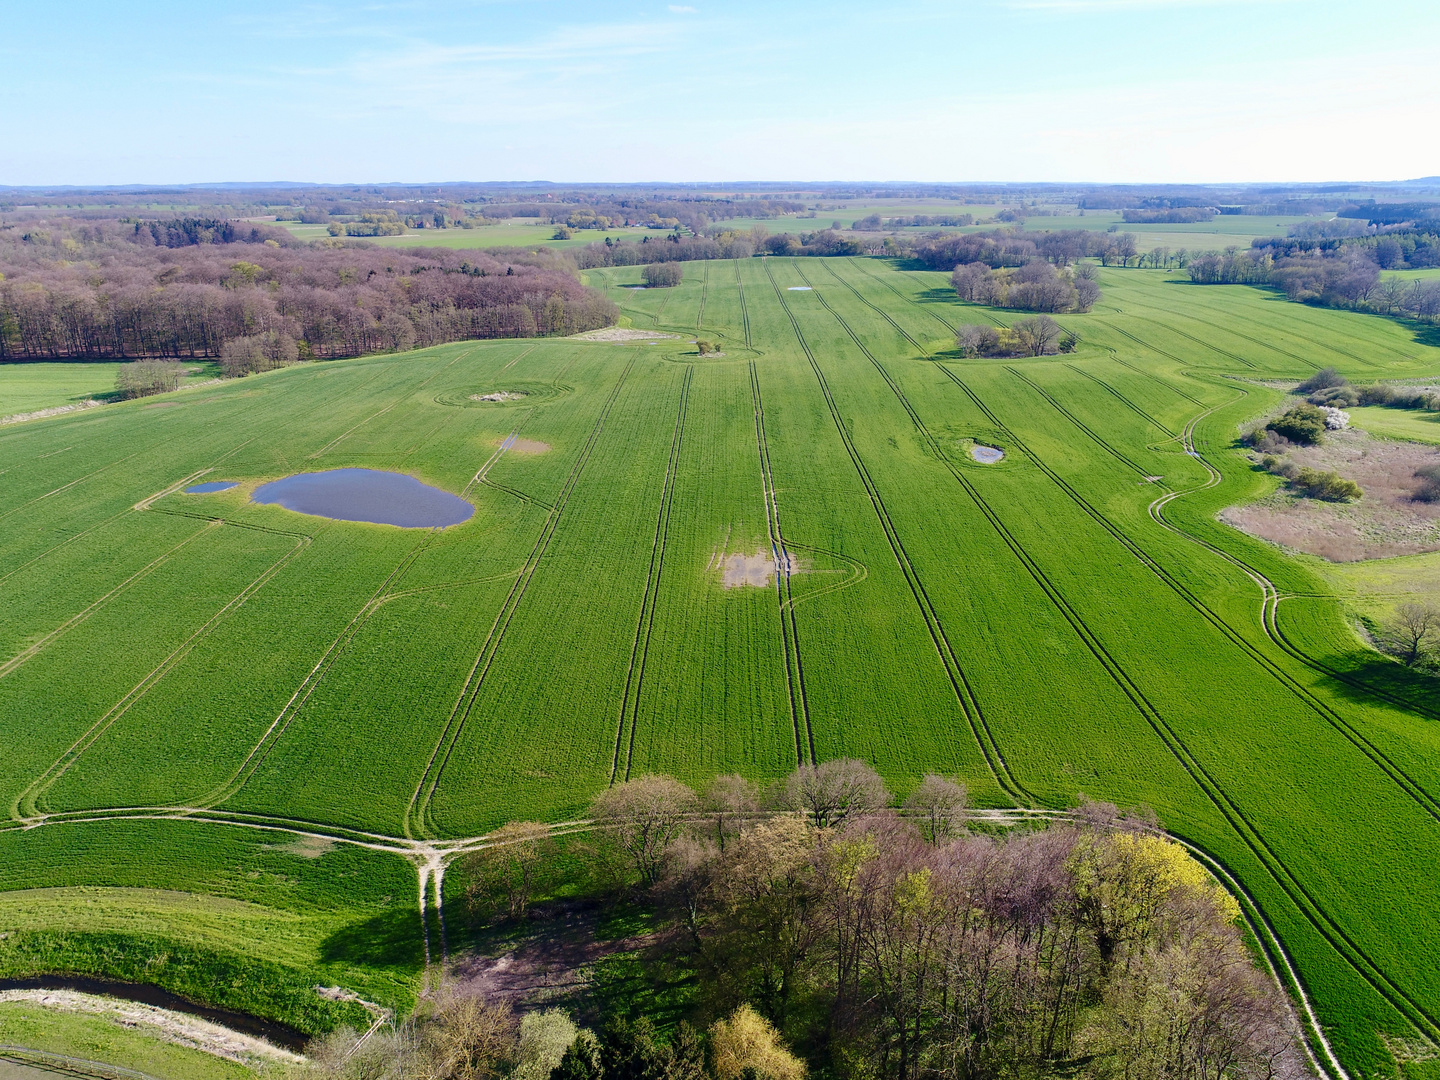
<box><xmin>1005</xmin><ymin>366</ymin><xmax>1164</xmax><ymax>480</ymax></box>
<box><xmin>821</xmin><ymin>261</ymin><xmax>1440</xmax><ymax>1044</ymax></box>
<box><xmin>406</xmin><ymin>356</ymin><xmax>640</xmax><ymax>838</ymax></box>
<box><xmin>777</xmin><ymin>260</ymin><xmax>1023</xmax><ymax>802</ymax></box>
<box><xmin>938</xmin><ymin>365</ymin><xmax>1440</xmax><ymax>1046</ymax></box>
<box><xmin>1063</xmin><ymin>363</ymin><xmax>1179</xmax><ymax>438</ymax></box>
<box><xmin>750</xmin><ymin>358</ymin><xmax>812</xmax><ymax>766</ymax></box>
<box><xmin>15</xmin><ymin>526</ymin><xmax>312</xmax><ymax>819</ymax></box>
<box><xmin>613</xmin><ymin>366</ymin><xmax>693</xmax><ymax>781</ymax></box>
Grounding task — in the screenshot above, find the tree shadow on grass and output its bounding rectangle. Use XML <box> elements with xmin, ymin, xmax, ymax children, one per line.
<box><xmin>319</xmin><ymin>906</ymin><xmax>427</xmax><ymax>974</ymax></box>
<box><xmin>1290</xmin><ymin>643</ymin><xmax>1440</xmax><ymax>716</ymax></box>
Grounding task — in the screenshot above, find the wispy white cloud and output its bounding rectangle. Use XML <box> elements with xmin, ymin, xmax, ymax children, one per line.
<box><xmin>668</xmin><ymin>5</ymin><xmax>698</xmax><ymax>12</ymax></box>
<box><xmin>1007</xmin><ymin>0</ymin><xmax>1295</xmax><ymax>10</ymax></box>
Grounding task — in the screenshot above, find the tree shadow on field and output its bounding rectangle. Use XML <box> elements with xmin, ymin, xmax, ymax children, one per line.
<box><xmin>1309</xmin><ymin>651</ymin><xmax>1440</xmax><ymax>716</ymax></box>
<box><xmin>319</xmin><ymin>907</ymin><xmax>427</xmax><ymax>974</ymax></box>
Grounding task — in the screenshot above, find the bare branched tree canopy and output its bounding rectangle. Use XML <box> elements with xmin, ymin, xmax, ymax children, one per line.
<box><xmin>781</xmin><ymin>758</ymin><xmax>889</xmax><ymax>828</ymax></box>
<box><xmin>590</xmin><ymin>774</ymin><xmax>699</xmax><ymax>885</ymax></box>
<box><xmin>902</xmin><ymin>774</ymin><xmax>968</xmax><ymax>844</ymax></box>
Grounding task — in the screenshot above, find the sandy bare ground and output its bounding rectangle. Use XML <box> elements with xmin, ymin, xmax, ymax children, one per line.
<box><xmin>1222</xmin><ymin>426</ymin><xmax>1440</xmax><ymax>561</ymax></box>
<box><xmin>0</xmin><ymin>400</ymin><xmax>103</xmax><ymax>426</ymax></box>
<box><xmin>569</xmin><ymin>328</ymin><xmax>680</xmax><ymax>342</ymax></box>
<box><xmin>508</xmin><ymin>439</ymin><xmax>550</xmax><ymax>455</ymax></box>
<box><xmin>470</xmin><ymin>391</ymin><xmax>528</xmax><ymax>403</ymax></box>
<box><xmin>0</xmin><ymin>990</ymin><xmax>304</xmax><ymax>1068</ymax></box>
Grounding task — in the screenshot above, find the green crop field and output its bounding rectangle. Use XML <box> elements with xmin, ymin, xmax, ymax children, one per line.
<box><xmin>2</xmin><ymin>259</ymin><xmax>1440</xmax><ymax>1077</ymax></box>
<box><xmin>0</xmin><ymin>362</ymin><xmax>123</xmax><ymax>416</ymax></box>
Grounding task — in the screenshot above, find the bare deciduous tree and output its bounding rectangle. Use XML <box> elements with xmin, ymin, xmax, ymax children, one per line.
<box><xmin>1386</xmin><ymin>602</ymin><xmax>1440</xmax><ymax>667</ymax></box>
<box><xmin>704</xmin><ymin>774</ymin><xmax>760</xmax><ymax>852</ymax></box>
<box><xmin>590</xmin><ymin>774</ymin><xmax>698</xmax><ymax>886</ymax></box>
<box><xmin>781</xmin><ymin>758</ymin><xmax>890</xmax><ymax>828</ymax></box>
<box><xmin>902</xmin><ymin>775</ymin><xmax>968</xmax><ymax>844</ymax></box>
<box><xmin>1014</xmin><ymin>315</ymin><xmax>1062</xmax><ymax>356</ymax></box>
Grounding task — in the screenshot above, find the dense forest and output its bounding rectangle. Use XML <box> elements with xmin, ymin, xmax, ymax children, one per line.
<box><xmin>0</xmin><ymin>218</ymin><xmax>615</xmax><ymax>362</ymax></box>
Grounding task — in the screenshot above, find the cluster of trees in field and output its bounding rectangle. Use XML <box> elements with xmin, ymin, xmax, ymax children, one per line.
<box><xmin>954</xmin><ymin>317</ymin><xmax>1075</xmax><ymax>357</ymax></box>
<box><xmin>642</xmin><ymin>263</ymin><xmax>684</xmax><ymax>288</ymax></box>
<box><xmin>1120</xmin><ymin>207</ymin><xmax>1216</xmax><ymax>224</ymax></box>
<box><xmin>951</xmin><ymin>260</ymin><xmax>1101</xmax><ymax>314</ymax></box>
<box><xmin>1188</xmin><ymin>233</ymin><xmax>1440</xmax><ymax>320</ymax></box>
<box><xmin>851</xmin><ymin>214</ymin><xmax>976</xmax><ymax>230</ymax></box>
<box><xmin>0</xmin><ymin>218</ymin><xmax>616</xmax><ymax>363</ymax></box>
<box><xmin>911</xmin><ymin>229</ymin><xmax>1143</xmax><ymax>270</ymax></box>
<box><xmin>431</xmin><ymin>762</ymin><xmax>1302</xmax><ymax>1080</ymax></box>
<box><xmin>574</xmin><ymin>229</ymin><xmax>866</xmax><ymax>269</ymax></box>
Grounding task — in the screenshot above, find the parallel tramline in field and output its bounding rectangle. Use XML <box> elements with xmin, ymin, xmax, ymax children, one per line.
<box><xmin>2</xmin><ymin>259</ymin><xmax>1440</xmax><ymax>1075</ymax></box>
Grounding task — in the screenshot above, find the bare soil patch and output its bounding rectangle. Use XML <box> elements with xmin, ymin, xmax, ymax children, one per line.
<box><xmin>1222</xmin><ymin>427</ymin><xmax>1440</xmax><ymax>561</ymax></box>
<box><xmin>448</xmin><ymin>902</ymin><xmax>656</xmax><ymax>1009</ymax></box>
<box><xmin>570</xmin><ymin>328</ymin><xmax>680</xmax><ymax>342</ymax></box>
<box><xmin>509</xmin><ymin>438</ymin><xmax>551</xmax><ymax>455</ymax></box>
<box><xmin>707</xmin><ymin>549</ymin><xmax>800</xmax><ymax>588</ymax></box>
<box><xmin>470</xmin><ymin>391</ymin><xmax>528</xmax><ymax>403</ymax></box>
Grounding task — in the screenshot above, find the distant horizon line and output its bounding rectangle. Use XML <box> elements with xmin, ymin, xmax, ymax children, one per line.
<box><xmin>3</xmin><ymin>178</ymin><xmax>1440</xmax><ymax>194</ymax></box>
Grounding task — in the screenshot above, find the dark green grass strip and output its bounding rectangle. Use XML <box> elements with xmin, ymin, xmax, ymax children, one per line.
<box><xmin>614</xmin><ymin>366</ymin><xmax>694</xmax><ymax>781</ymax></box>
<box><xmin>775</xmin><ymin>260</ymin><xmax>1024</xmax><ymax>804</ymax></box>
<box><xmin>408</xmin><ymin>355</ymin><xmax>640</xmax><ymax>838</ymax></box>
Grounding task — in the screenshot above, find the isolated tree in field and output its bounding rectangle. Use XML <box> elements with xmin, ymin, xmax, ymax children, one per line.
<box><xmin>782</xmin><ymin>758</ymin><xmax>889</xmax><ymax>828</ymax></box>
<box><xmin>642</xmin><ymin>262</ymin><xmax>683</xmax><ymax>287</ymax></box>
<box><xmin>903</xmin><ymin>774</ymin><xmax>967</xmax><ymax>844</ymax></box>
<box><xmin>1386</xmin><ymin>602</ymin><xmax>1440</xmax><ymax>667</ymax></box>
<box><xmin>590</xmin><ymin>774</ymin><xmax>698</xmax><ymax>885</ymax></box>
<box><xmin>1014</xmin><ymin>315</ymin><xmax>1062</xmax><ymax>356</ymax></box>
<box><xmin>1074</xmin><ymin>274</ymin><xmax>1102</xmax><ymax>312</ymax></box>
<box><xmin>461</xmin><ymin>821</ymin><xmax>553</xmax><ymax>920</ymax></box>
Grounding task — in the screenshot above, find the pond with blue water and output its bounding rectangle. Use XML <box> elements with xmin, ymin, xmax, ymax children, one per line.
<box><xmin>251</xmin><ymin>469</ymin><xmax>473</xmax><ymax>528</ymax></box>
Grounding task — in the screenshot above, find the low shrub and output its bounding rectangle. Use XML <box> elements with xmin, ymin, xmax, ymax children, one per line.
<box><xmin>1292</xmin><ymin>467</ymin><xmax>1363</xmax><ymax>501</ymax></box>
<box><xmin>1413</xmin><ymin>465</ymin><xmax>1440</xmax><ymax>502</ymax></box>
<box><xmin>1297</xmin><ymin>366</ymin><xmax>1347</xmax><ymax>394</ymax></box>
<box><xmin>115</xmin><ymin>360</ymin><xmax>185</xmax><ymax>399</ymax></box>
<box><xmin>1268</xmin><ymin>403</ymin><xmax>1328</xmax><ymax>445</ymax></box>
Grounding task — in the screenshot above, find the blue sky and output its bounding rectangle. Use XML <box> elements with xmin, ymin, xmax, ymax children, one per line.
<box><xmin>2</xmin><ymin>0</ymin><xmax>1437</xmax><ymax>185</ymax></box>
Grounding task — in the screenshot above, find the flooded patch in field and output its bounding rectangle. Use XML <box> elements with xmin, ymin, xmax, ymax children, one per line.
<box><xmin>252</xmin><ymin>469</ymin><xmax>473</xmax><ymax>528</ymax></box>
<box><xmin>787</xmin><ymin>286</ymin><xmax>812</xmax><ymax>291</ymax></box>
<box><xmin>970</xmin><ymin>445</ymin><xmax>1005</xmax><ymax>464</ymax></box>
<box><xmin>707</xmin><ymin>547</ymin><xmax>802</xmax><ymax>589</ymax></box>
<box><xmin>185</xmin><ymin>481</ymin><xmax>238</xmax><ymax>494</ymax></box>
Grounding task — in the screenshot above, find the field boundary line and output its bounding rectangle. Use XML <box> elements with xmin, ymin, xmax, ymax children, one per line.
<box><xmin>613</xmin><ymin>365</ymin><xmax>693</xmax><ymax>781</ymax></box>
<box><xmin>406</xmin><ymin>355</ymin><xmax>641</xmax><ymax>838</ymax></box>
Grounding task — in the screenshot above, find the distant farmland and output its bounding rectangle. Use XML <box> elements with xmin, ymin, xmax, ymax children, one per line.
<box><xmin>2</xmin><ymin>258</ymin><xmax>1440</xmax><ymax>1076</ymax></box>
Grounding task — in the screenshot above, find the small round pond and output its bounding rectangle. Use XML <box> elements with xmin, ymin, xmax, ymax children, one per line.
<box><xmin>185</xmin><ymin>480</ymin><xmax>239</xmax><ymax>494</ymax></box>
<box><xmin>252</xmin><ymin>469</ymin><xmax>473</xmax><ymax>528</ymax></box>
<box><xmin>970</xmin><ymin>445</ymin><xmax>1005</xmax><ymax>464</ymax></box>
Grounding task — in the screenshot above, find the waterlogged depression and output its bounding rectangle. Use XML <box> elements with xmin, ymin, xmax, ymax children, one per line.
<box><xmin>252</xmin><ymin>468</ymin><xmax>474</xmax><ymax>527</ymax></box>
